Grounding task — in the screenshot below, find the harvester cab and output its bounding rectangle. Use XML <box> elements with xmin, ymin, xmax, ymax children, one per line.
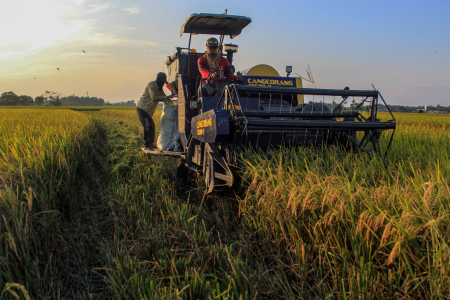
<box><xmin>143</xmin><ymin>13</ymin><xmax>397</xmax><ymax>193</ymax></box>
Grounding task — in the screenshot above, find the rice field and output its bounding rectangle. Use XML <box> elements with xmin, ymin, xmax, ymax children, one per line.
<box><xmin>0</xmin><ymin>108</ymin><xmax>449</xmax><ymax>299</ymax></box>
<box><xmin>0</xmin><ymin>108</ymin><xmax>97</xmax><ymax>298</ymax></box>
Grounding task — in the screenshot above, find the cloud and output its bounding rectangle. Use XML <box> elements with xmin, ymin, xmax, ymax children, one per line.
<box><xmin>87</xmin><ymin>3</ymin><xmax>114</xmax><ymax>14</ymax></box>
<box><xmin>123</xmin><ymin>6</ymin><xmax>141</xmax><ymax>15</ymax></box>
<box><xmin>0</xmin><ymin>44</ymin><xmax>31</xmax><ymax>52</ymax></box>
<box><xmin>0</xmin><ymin>51</ymin><xmax>26</xmax><ymax>59</ymax></box>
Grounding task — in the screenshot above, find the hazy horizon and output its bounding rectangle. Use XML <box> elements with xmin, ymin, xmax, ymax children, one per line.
<box><xmin>1</xmin><ymin>0</ymin><xmax>449</xmax><ymax>106</ymax></box>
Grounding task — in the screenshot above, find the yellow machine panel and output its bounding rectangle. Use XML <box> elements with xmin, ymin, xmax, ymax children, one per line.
<box><xmin>241</xmin><ymin>64</ymin><xmax>303</xmax><ymax>104</ymax></box>
<box><xmin>241</xmin><ymin>64</ymin><xmax>280</xmax><ymax>76</ymax></box>
<box><xmin>295</xmin><ymin>77</ymin><xmax>304</xmax><ymax>104</ymax></box>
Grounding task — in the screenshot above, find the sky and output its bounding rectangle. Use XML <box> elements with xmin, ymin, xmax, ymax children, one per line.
<box><xmin>0</xmin><ymin>0</ymin><xmax>449</xmax><ymax>105</ymax></box>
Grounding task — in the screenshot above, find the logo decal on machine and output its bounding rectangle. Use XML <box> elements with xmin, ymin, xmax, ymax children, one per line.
<box><xmin>246</xmin><ymin>77</ymin><xmax>295</xmax><ymax>87</ymax></box>
<box><xmin>196</xmin><ymin>118</ymin><xmax>212</xmax><ymax>129</ymax></box>
<box><xmin>196</xmin><ymin>118</ymin><xmax>212</xmax><ymax>135</ymax></box>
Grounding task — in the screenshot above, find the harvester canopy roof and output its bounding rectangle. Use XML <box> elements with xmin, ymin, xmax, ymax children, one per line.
<box><xmin>180</xmin><ymin>13</ymin><xmax>251</xmax><ymax>38</ymax></box>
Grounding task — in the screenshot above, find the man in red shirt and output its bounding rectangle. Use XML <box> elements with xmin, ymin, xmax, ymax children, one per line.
<box><xmin>198</xmin><ymin>37</ymin><xmax>243</xmax><ymax>97</ymax></box>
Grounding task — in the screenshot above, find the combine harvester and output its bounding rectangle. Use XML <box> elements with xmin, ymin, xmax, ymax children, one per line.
<box><xmin>143</xmin><ymin>13</ymin><xmax>396</xmax><ymax>192</ymax></box>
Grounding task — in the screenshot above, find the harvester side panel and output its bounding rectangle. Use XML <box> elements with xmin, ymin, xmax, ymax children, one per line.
<box><xmin>191</xmin><ymin>109</ymin><xmax>230</xmax><ymax>143</ymax></box>
<box><xmin>201</xmin><ymin>97</ymin><xmax>221</xmax><ymax>113</ymax></box>
<box><xmin>243</xmin><ymin>75</ymin><xmax>303</xmax><ymax>105</ymax></box>
<box><xmin>178</xmin><ymin>75</ymin><xmax>192</xmax><ymax>147</ymax></box>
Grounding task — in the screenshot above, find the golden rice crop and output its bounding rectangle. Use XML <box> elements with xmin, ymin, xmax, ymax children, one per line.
<box><xmin>239</xmin><ymin>113</ymin><xmax>450</xmax><ymax>298</ymax></box>
<box><xmin>95</xmin><ymin>109</ymin><xmax>450</xmax><ymax>298</ymax></box>
<box><xmin>0</xmin><ymin>108</ymin><xmax>95</xmax><ymax>298</ymax></box>
<box><xmin>2</xmin><ymin>107</ymin><xmax>449</xmax><ymax>299</ymax></box>
<box><xmin>1</xmin><ymin>108</ymin><xmax>90</xmax><ymax>174</ymax></box>
<box><xmin>93</xmin><ymin>108</ymin><xmax>450</xmax><ymax>298</ymax></box>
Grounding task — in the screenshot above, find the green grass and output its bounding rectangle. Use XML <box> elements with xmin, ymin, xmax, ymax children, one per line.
<box><xmin>0</xmin><ymin>106</ymin><xmax>160</xmax><ymax>111</ymax></box>
<box><xmin>91</xmin><ymin>110</ymin><xmax>450</xmax><ymax>299</ymax></box>
<box><xmin>93</xmin><ymin>109</ymin><xmax>258</xmax><ymax>299</ymax></box>
<box><xmin>1</xmin><ymin>108</ymin><xmax>449</xmax><ymax>299</ymax></box>
<box><xmin>0</xmin><ymin>108</ymin><xmax>101</xmax><ymax>298</ymax></box>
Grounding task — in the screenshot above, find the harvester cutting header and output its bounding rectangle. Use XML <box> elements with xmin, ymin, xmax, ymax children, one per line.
<box><xmin>143</xmin><ymin>12</ymin><xmax>396</xmax><ymax>192</ymax></box>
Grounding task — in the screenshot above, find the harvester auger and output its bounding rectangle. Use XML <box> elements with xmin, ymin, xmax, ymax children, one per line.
<box><xmin>142</xmin><ymin>13</ymin><xmax>396</xmax><ymax>193</ymax></box>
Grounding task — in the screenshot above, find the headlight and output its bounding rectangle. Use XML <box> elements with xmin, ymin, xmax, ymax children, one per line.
<box><xmin>223</xmin><ymin>44</ymin><xmax>239</xmax><ymax>53</ymax></box>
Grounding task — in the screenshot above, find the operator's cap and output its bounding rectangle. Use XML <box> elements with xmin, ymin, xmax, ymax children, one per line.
<box><xmin>156</xmin><ymin>72</ymin><xmax>168</xmax><ymax>84</ymax></box>
<box><xmin>206</xmin><ymin>37</ymin><xmax>219</xmax><ymax>48</ymax></box>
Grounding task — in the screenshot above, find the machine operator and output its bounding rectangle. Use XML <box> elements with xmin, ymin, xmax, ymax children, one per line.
<box><xmin>136</xmin><ymin>72</ymin><xmax>174</xmax><ymax>151</ymax></box>
<box><xmin>198</xmin><ymin>37</ymin><xmax>243</xmax><ymax>97</ymax></box>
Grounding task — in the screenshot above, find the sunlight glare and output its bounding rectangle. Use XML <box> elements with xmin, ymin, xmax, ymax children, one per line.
<box><xmin>0</xmin><ymin>0</ymin><xmax>85</xmax><ymax>57</ymax></box>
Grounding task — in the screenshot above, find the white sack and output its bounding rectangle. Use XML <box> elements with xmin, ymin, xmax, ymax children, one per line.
<box><xmin>157</xmin><ymin>100</ymin><xmax>181</xmax><ymax>151</ymax></box>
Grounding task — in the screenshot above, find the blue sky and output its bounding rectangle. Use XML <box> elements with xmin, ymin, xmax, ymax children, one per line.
<box><xmin>1</xmin><ymin>0</ymin><xmax>449</xmax><ymax>105</ymax></box>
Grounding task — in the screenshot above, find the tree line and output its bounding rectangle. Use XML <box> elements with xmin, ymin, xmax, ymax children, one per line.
<box><xmin>388</xmin><ymin>104</ymin><xmax>450</xmax><ymax>113</ymax></box>
<box><xmin>0</xmin><ymin>91</ymin><xmax>105</xmax><ymax>106</ymax></box>
<box><xmin>2</xmin><ymin>90</ymin><xmax>448</xmax><ymax>111</ymax></box>
<box><xmin>105</xmin><ymin>100</ymin><xmax>136</xmax><ymax>107</ymax></box>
